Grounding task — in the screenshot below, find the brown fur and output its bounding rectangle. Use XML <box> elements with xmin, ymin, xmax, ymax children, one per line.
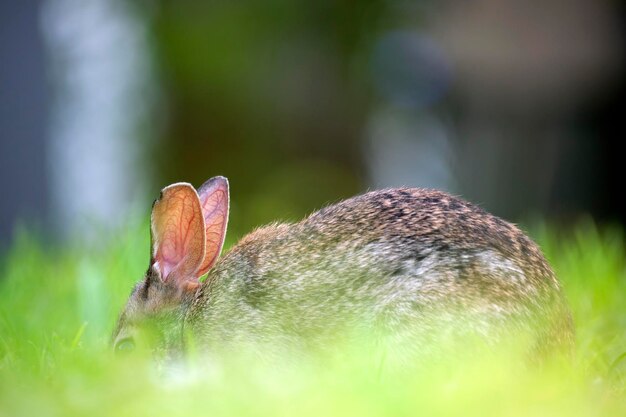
<box><xmin>114</xmin><ymin>188</ymin><xmax>574</xmax><ymax>363</ymax></box>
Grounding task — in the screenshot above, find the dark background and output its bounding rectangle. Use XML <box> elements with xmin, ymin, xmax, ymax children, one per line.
<box><xmin>1</xmin><ymin>0</ymin><xmax>624</xmax><ymax>249</ymax></box>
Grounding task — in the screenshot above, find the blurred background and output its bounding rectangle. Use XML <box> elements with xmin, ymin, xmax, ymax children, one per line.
<box><xmin>1</xmin><ymin>0</ymin><xmax>624</xmax><ymax>250</ymax></box>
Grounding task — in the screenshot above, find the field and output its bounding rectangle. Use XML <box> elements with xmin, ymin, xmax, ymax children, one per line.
<box><xmin>1</xmin><ymin>220</ymin><xmax>625</xmax><ymax>417</ymax></box>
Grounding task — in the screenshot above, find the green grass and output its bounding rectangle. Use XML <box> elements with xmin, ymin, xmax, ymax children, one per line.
<box><xmin>1</xmin><ymin>219</ymin><xmax>625</xmax><ymax>417</ymax></box>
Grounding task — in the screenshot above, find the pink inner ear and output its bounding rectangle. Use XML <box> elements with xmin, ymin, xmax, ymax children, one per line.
<box><xmin>196</xmin><ymin>177</ymin><xmax>229</xmax><ymax>277</ymax></box>
<box><xmin>151</xmin><ymin>183</ymin><xmax>206</xmax><ymax>285</ymax></box>
<box><xmin>155</xmin><ymin>228</ymin><xmax>188</xmax><ymax>279</ymax></box>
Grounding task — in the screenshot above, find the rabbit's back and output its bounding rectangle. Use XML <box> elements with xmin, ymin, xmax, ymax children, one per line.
<box><xmin>189</xmin><ymin>188</ymin><xmax>573</xmax><ymax>358</ymax></box>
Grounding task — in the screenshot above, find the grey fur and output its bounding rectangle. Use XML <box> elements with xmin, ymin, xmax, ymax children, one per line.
<box><xmin>113</xmin><ymin>185</ymin><xmax>574</xmax><ymax>364</ymax></box>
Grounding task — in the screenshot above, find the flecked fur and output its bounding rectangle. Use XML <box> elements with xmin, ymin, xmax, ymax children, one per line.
<box><xmin>114</xmin><ymin>187</ymin><xmax>574</xmax><ymax>364</ymax></box>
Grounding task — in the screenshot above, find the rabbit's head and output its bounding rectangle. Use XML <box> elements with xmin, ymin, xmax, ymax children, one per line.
<box><xmin>112</xmin><ymin>177</ymin><xmax>229</xmax><ymax>356</ymax></box>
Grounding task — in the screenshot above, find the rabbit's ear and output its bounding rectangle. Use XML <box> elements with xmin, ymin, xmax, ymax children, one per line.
<box><xmin>195</xmin><ymin>176</ymin><xmax>229</xmax><ymax>277</ymax></box>
<box><xmin>150</xmin><ymin>183</ymin><xmax>206</xmax><ymax>290</ymax></box>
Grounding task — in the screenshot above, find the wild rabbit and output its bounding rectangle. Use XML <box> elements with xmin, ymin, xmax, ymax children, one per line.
<box><xmin>112</xmin><ymin>176</ymin><xmax>573</xmax><ymax>363</ymax></box>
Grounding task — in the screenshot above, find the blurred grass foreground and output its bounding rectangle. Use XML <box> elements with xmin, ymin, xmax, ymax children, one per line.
<box><xmin>1</xmin><ymin>221</ymin><xmax>625</xmax><ymax>417</ymax></box>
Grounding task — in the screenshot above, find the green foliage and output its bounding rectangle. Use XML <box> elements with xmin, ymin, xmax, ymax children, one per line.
<box><xmin>1</xmin><ymin>222</ymin><xmax>625</xmax><ymax>416</ymax></box>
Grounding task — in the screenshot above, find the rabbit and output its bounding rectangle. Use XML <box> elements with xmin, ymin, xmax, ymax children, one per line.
<box><xmin>112</xmin><ymin>176</ymin><xmax>574</xmax><ymax>364</ymax></box>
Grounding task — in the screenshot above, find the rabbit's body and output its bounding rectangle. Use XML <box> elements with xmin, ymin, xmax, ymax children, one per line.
<box><xmin>187</xmin><ymin>188</ymin><xmax>572</xmax><ymax>359</ymax></box>
<box><xmin>113</xmin><ymin>178</ymin><xmax>573</xmax><ymax>363</ymax></box>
